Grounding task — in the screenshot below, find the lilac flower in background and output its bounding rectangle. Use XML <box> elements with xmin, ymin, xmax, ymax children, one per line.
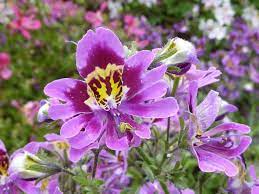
<box><xmin>188</xmin><ymin>81</ymin><xmax>251</xmax><ymax>177</ymax></box>
<box><xmin>139</xmin><ymin>180</ymin><xmax>194</xmax><ymax>194</ymax></box>
<box><xmin>44</xmin><ymin>27</ymin><xmax>179</xmax><ymax>162</ymax></box>
<box><xmin>87</xmin><ymin>150</ymin><xmax>129</xmax><ymax>193</ymax></box>
<box><xmin>222</xmin><ymin>52</ymin><xmax>246</xmax><ymax>77</ymax></box>
<box><xmin>0</xmin><ymin>52</ymin><xmax>12</xmax><ymax>80</ymax></box>
<box><xmin>250</xmin><ymin>57</ymin><xmax>259</xmax><ymax>84</ymax></box>
<box><xmin>43</xmin><ymin>0</ymin><xmax>79</xmax><ymax>25</ymax></box>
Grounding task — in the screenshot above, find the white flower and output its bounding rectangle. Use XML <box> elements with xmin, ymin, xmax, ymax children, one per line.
<box><xmin>0</xmin><ymin>2</ymin><xmax>13</xmax><ymax>24</ymax></box>
<box><xmin>199</xmin><ymin>19</ymin><xmax>227</xmax><ymax>40</ymax></box>
<box><xmin>242</xmin><ymin>5</ymin><xmax>259</xmax><ymax>29</ymax></box>
<box><xmin>9</xmin><ymin>152</ymin><xmax>47</xmax><ymax>179</ymax></box>
<box><xmin>159</xmin><ymin>37</ymin><xmax>198</xmax><ymax>66</ymax></box>
<box><xmin>108</xmin><ymin>1</ymin><xmax>122</xmax><ymax>19</ymax></box>
<box><xmin>214</xmin><ymin>0</ymin><xmax>234</xmax><ymax>25</ymax></box>
<box><xmin>202</xmin><ymin>0</ymin><xmax>222</xmax><ymax>9</ymax></box>
<box><xmin>138</xmin><ymin>0</ymin><xmax>157</xmax><ymax>8</ymax></box>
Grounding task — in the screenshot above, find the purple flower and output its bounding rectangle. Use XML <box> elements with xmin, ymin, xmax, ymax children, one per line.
<box><xmin>0</xmin><ymin>140</ymin><xmax>38</xmax><ymax>194</ymax></box>
<box><xmin>249</xmin><ymin>165</ymin><xmax>259</xmax><ymax>193</ymax></box>
<box><xmin>87</xmin><ymin>150</ymin><xmax>129</xmax><ymax>193</ymax></box>
<box><xmin>188</xmin><ymin>81</ymin><xmax>252</xmax><ymax>177</ymax></box>
<box><xmin>139</xmin><ymin>180</ymin><xmax>194</xmax><ymax>194</ymax></box>
<box><xmin>250</xmin><ymin>57</ymin><xmax>259</xmax><ymax>84</ymax></box>
<box><xmin>222</xmin><ymin>52</ymin><xmax>246</xmax><ymax>77</ymax></box>
<box><xmin>44</xmin><ymin>27</ymin><xmax>179</xmax><ymax>162</ymax></box>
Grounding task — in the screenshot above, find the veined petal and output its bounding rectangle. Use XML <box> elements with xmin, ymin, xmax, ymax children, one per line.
<box><xmin>203</xmin><ymin>122</ymin><xmax>251</xmax><ymax>137</ymax></box>
<box><xmin>60</xmin><ymin>113</ymin><xmax>93</xmax><ymax>138</ymax></box>
<box><xmin>44</xmin><ymin>78</ymin><xmax>88</xmax><ymax>103</ymax></box>
<box><xmin>199</xmin><ymin>136</ymin><xmax>252</xmax><ymax>158</ymax></box>
<box><xmin>127</xmin><ymin>80</ymin><xmax>168</xmax><ymax>103</ymax></box>
<box><xmin>196</xmin><ymin>90</ymin><xmax>221</xmax><ymax>130</ymax></box>
<box><xmin>76</xmin><ymin>27</ymin><xmax>124</xmax><ymax>78</ymax></box>
<box><xmin>123</xmin><ymin>50</ymin><xmax>155</xmax><ymax>98</ymax></box>
<box><xmin>195</xmin><ymin>147</ymin><xmax>238</xmax><ymax>177</ymax></box>
<box><xmin>48</xmin><ymin>104</ymin><xmax>76</xmax><ymax>120</ymax></box>
<box><xmin>68</xmin><ymin>116</ymin><xmax>104</xmax><ymax>149</ymax></box>
<box><xmin>119</xmin><ymin>97</ymin><xmax>179</xmax><ymax>118</ymax></box>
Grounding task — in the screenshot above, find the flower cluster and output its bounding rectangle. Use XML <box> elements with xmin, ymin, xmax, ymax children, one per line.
<box><xmin>0</xmin><ymin>27</ymin><xmax>254</xmax><ymax>193</ymax></box>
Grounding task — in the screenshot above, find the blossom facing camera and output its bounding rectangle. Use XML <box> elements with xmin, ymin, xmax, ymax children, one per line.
<box><xmin>44</xmin><ymin>27</ymin><xmax>179</xmax><ymax>161</ymax></box>
<box><xmin>158</xmin><ymin>37</ymin><xmax>199</xmax><ymax>67</ymax></box>
<box><xmin>9</xmin><ymin>152</ymin><xmax>49</xmax><ymax>180</ymax></box>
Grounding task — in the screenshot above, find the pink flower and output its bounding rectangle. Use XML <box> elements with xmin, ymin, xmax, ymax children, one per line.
<box><xmin>0</xmin><ymin>52</ymin><xmax>12</xmax><ymax>80</ymax></box>
<box><xmin>9</xmin><ymin>6</ymin><xmax>41</xmax><ymax>39</ymax></box>
<box><xmin>85</xmin><ymin>11</ymin><xmax>103</xmax><ymax>28</ymax></box>
<box><xmin>84</xmin><ymin>2</ymin><xmax>107</xmax><ymax>28</ymax></box>
<box><xmin>11</xmin><ymin>100</ymin><xmax>40</xmax><ymax>125</ymax></box>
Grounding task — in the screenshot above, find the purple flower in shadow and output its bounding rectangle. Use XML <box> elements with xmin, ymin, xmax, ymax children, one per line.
<box><xmin>188</xmin><ymin>81</ymin><xmax>251</xmax><ymax>177</ymax></box>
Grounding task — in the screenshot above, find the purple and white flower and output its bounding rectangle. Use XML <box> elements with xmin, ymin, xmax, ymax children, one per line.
<box><xmin>44</xmin><ymin>27</ymin><xmax>179</xmax><ymax>162</ymax></box>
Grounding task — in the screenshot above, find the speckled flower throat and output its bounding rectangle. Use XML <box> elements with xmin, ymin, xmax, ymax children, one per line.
<box><xmin>0</xmin><ymin>149</ymin><xmax>9</xmax><ymax>176</ymax></box>
<box><xmin>85</xmin><ymin>64</ymin><xmax>128</xmax><ymax>111</ymax></box>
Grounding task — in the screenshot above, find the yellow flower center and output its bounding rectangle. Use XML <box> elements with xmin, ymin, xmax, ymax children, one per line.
<box><xmin>85</xmin><ymin>64</ymin><xmax>128</xmax><ymax>111</ymax></box>
<box><xmin>0</xmin><ymin>152</ymin><xmax>9</xmax><ymax>176</ymax></box>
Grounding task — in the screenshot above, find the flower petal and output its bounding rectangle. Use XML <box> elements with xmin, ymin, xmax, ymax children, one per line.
<box><xmin>200</xmin><ymin>136</ymin><xmax>252</xmax><ymax>158</ymax></box>
<box><xmin>76</xmin><ymin>27</ymin><xmax>124</xmax><ymax>78</ymax></box>
<box><xmin>68</xmin><ymin>116</ymin><xmax>104</xmax><ymax>149</ymax></box>
<box><xmin>60</xmin><ymin>113</ymin><xmax>93</xmax><ymax>138</ymax></box>
<box><xmin>196</xmin><ymin>90</ymin><xmax>221</xmax><ymax>130</ymax></box>
<box><xmin>105</xmin><ymin>118</ymin><xmax>129</xmax><ymax>150</ymax></box>
<box><xmin>44</xmin><ymin>78</ymin><xmax>89</xmax><ymax>103</ymax></box>
<box><xmin>69</xmin><ymin>142</ymin><xmax>99</xmax><ymax>163</ymax></box>
<box><xmin>127</xmin><ymin>80</ymin><xmax>168</xmax><ymax>103</ymax></box>
<box><xmin>203</xmin><ymin>122</ymin><xmax>251</xmax><ymax>137</ymax></box>
<box><xmin>123</xmin><ymin>50</ymin><xmax>155</xmax><ymax>98</ymax></box>
<box><xmin>195</xmin><ymin>147</ymin><xmax>238</xmax><ymax>177</ymax></box>
<box><xmin>119</xmin><ymin>97</ymin><xmax>179</xmax><ymax>118</ymax></box>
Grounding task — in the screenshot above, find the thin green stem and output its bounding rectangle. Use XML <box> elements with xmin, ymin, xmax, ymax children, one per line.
<box><xmin>171</xmin><ymin>76</ymin><xmax>180</xmax><ymax>96</ymax></box>
<box><xmin>91</xmin><ymin>148</ymin><xmax>101</xmax><ymax>179</ymax></box>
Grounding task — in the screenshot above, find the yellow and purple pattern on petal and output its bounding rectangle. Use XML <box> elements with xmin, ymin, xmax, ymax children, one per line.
<box><xmin>0</xmin><ymin>149</ymin><xmax>9</xmax><ymax>176</ymax></box>
<box><xmin>85</xmin><ymin>64</ymin><xmax>127</xmax><ymax>111</ymax></box>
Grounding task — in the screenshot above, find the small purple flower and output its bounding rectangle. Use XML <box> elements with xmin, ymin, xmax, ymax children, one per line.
<box><xmin>87</xmin><ymin>150</ymin><xmax>129</xmax><ymax>193</ymax></box>
<box><xmin>44</xmin><ymin>27</ymin><xmax>179</xmax><ymax>162</ymax></box>
<box><xmin>188</xmin><ymin>81</ymin><xmax>251</xmax><ymax>177</ymax></box>
<box><xmin>250</xmin><ymin>57</ymin><xmax>259</xmax><ymax>84</ymax></box>
<box><xmin>139</xmin><ymin>180</ymin><xmax>195</xmax><ymax>194</ymax></box>
<box><xmin>222</xmin><ymin>52</ymin><xmax>246</xmax><ymax>77</ymax></box>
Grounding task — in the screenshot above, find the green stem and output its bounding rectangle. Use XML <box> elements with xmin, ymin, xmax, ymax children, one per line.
<box><xmin>91</xmin><ymin>148</ymin><xmax>101</xmax><ymax>179</ymax></box>
<box><xmin>171</xmin><ymin>76</ymin><xmax>180</xmax><ymax>96</ymax></box>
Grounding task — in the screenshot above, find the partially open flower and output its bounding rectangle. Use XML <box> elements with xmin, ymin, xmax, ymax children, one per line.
<box><xmin>9</xmin><ymin>152</ymin><xmax>48</xmax><ymax>180</ymax></box>
<box><xmin>158</xmin><ymin>37</ymin><xmax>199</xmax><ymax>67</ymax></box>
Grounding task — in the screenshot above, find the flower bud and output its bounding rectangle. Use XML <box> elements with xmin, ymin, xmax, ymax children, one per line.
<box><xmin>9</xmin><ymin>151</ymin><xmax>62</xmax><ymax>180</ymax></box>
<box><xmin>158</xmin><ymin>37</ymin><xmax>199</xmax><ymax>67</ymax></box>
<box><xmin>9</xmin><ymin>152</ymin><xmax>48</xmax><ymax>179</ymax></box>
<box><xmin>37</xmin><ymin>100</ymin><xmax>51</xmax><ymax>123</ymax></box>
